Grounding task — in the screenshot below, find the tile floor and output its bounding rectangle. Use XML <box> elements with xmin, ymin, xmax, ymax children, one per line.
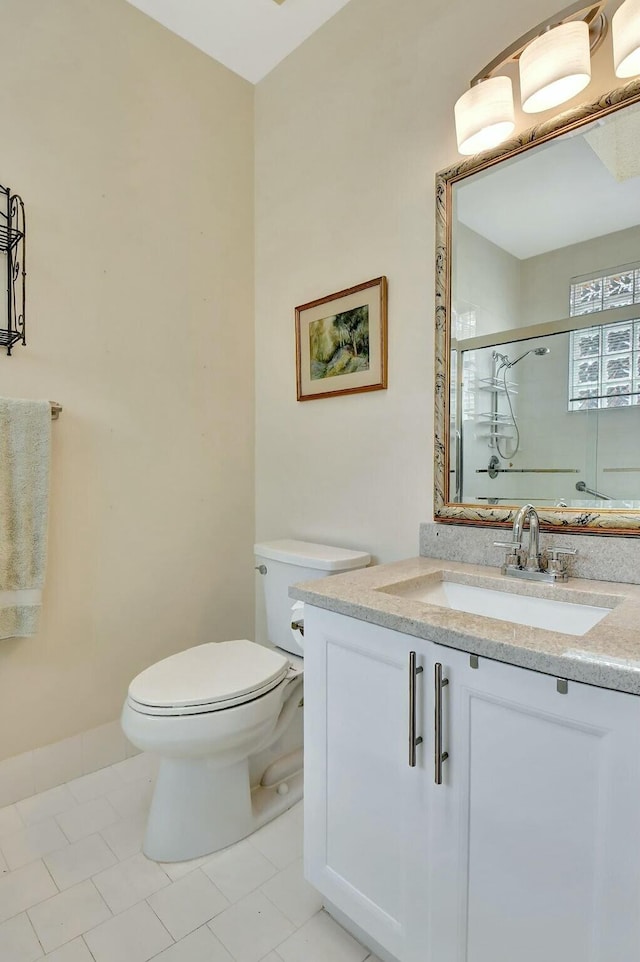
<box><xmin>0</xmin><ymin>753</ymin><xmax>381</xmax><ymax>962</ymax></box>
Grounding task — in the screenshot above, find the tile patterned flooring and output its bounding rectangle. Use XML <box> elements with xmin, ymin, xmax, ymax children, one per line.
<box><xmin>0</xmin><ymin>753</ymin><xmax>381</xmax><ymax>962</ymax></box>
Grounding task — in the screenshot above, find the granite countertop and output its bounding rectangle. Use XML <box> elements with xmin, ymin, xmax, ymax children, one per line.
<box><xmin>290</xmin><ymin>556</ymin><xmax>640</xmax><ymax>695</ymax></box>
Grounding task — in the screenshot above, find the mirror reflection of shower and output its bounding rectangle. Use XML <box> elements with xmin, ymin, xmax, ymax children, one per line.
<box><xmin>492</xmin><ymin>347</ymin><xmax>550</xmax><ymax>458</ymax></box>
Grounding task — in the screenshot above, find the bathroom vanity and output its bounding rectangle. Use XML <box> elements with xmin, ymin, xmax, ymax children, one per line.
<box><xmin>292</xmin><ymin>558</ymin><xmax>640</xmax><ymax>962</ymax></box>
<box><xmin>291</xmin><ymin>66</ymin><xmax>640</xmax><ymax>962</ymax></box>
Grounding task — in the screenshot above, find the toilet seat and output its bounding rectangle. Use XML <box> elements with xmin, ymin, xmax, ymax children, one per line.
<box><xmin>127</xmin><ymin>640</ymin><xmax>290</xmax><ymax>717</ymax></box>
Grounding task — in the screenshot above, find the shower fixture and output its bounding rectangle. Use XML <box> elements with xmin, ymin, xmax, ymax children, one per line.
<box><xmin>576</xmin><ymin>480</ymin><xmax>611</xmax><ymax>499</ymax></box>
<box><xmin>493</xmin><ymin>346</ymin><xmax>550</xmax><ymax>371</ymax></box>
<box><xmin>491</xmin><ymin>346</ymin><xmax>550</xmax><ymax>458</ymax></box>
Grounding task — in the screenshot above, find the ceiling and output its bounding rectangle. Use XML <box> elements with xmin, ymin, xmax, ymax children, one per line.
<box><xmin>125</xmin><ymin>0</ymin><xmax>353</xmax><ymax>83</ymax></box>
<box><xmin>455</xmin><ymin>103</ymin><xmax>640</xmax><ymax>261</ymax></box>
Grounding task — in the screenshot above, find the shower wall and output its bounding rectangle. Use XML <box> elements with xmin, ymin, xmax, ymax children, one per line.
<box><xmin>455</xmin><ymin>226</ymin><xmax>640</xmax><ymax>505</ymax></box>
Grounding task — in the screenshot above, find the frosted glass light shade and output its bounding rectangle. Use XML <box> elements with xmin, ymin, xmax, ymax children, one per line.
<box><xmin>613</xmin><ymin>0</ymin><xmax>640</xmax><ymax>78</ymax></box>
<box><xmin>454</xmin><ymin>77</ymin><xmax>515</xmax><ymax>156</ymax></box>
<box><xmin>520</xmin><ymin>21</ymin><xmax>591</xmax><ymax>113</ymax></box>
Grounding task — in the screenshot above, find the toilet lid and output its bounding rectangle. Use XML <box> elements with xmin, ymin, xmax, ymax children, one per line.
<box><xmin>128</xmin><ymin>640</ymin><xmax>290</xmax><ymax>711</ymax></box>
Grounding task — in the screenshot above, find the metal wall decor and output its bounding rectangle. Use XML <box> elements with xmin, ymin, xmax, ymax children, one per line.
<box><xmin>0</xmin><ymin>183</ymin><xmax>26</xmax><ymax>356</ymax></box>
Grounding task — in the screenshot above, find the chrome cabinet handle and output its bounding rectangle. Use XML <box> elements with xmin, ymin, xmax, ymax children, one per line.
<box><xmin>434</xmin><ymin>662</ymin><xmax>449</xmax><ymax>785</ymax></box>
<box><xmin>408</xmin><ymin>651</ymin><xmax>423</xmax><ymax>768</ymax></box>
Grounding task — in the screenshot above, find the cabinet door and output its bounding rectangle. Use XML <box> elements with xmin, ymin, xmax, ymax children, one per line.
<box><xmin>304</xmin><ymin>605</ymin><xmax>430</xmax><ymax>962</ymax></box>
<box><xmin>428</xmin><ymin>645</ymin><xmax>640</xmax><ymax>962</ymax></box>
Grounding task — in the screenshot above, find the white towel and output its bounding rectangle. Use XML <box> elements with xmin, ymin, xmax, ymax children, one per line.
<box><xmin>0</xmin><ymin>398</ymin><xmax>51</xmax><ymax>638</ymax></box>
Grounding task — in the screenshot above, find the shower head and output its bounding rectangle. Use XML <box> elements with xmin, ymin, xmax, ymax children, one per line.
<box><xmin>508</xmin><ymin>346</ymin><xmax>551</xmax><ymax>368</ymax></box>
<box><xmin>492</xmin><ymin>346</ymin><xmax>551</xmax><ymax>372</ymax></box>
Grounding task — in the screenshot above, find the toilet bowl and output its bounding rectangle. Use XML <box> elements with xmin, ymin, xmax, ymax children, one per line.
<box><xmin>122</xmin><ymin>539</ymin><xmax>370</xmax><ymax>862</ymax></box>
<box><xmin>122</xmin><ymin>640</ymin><xmax>303</xmax><ymax>861</ymax></box>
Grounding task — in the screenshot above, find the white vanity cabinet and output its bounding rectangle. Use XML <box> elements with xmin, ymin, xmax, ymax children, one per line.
<box><xmin>428</xmin><ymin>642</ymin><xmax>640</xmax><ymax>962</ymax></box>
<box><xmin>303</xmin><ymin>605</ymin><xmax>640</xmax><ymax>962</ymax></box>
<box><xmin>303</xmin><ymin>606</ymin><xmax>431</xmax><ymax>962</ymax></box>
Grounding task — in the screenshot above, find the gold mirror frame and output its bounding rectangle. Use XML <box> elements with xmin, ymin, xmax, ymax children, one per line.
<box><xmin>434</xmin><ymin>78</ymin><xmax>640</xmax><ymax>535</ymax></box>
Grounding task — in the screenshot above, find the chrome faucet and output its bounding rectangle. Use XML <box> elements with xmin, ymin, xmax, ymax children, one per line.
<box><xmin>512</xmin><ymin>503</ymin><xmax>541</xmax><ymax>571</ymax></box>
<box><xmin>494</xmin><ymin>503</ymin><xmax>576</xmax><ymax>583</ymax></box>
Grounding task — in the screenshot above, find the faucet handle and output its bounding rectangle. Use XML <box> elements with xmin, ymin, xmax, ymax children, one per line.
<box><xmin>546</xmin><ymin>545</ymin><xmax>577</xmax><ymax>579</ymax></box>
<box><xmin>546</xmin><ymin>546</ymin><xmax>577</xmax><ymax>560</ymax></box>
<box><xmin>494</xmin><ymin>540</ymin><xmax>522</xmax><ymax>567</ymax></box>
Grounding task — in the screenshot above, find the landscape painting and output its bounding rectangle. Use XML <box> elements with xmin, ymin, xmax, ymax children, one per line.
<box><xmin>309</xmin><ymin>305</ymin><xmax>370</xmax><ymax>380</ymax></box>
<box><xmin>295</xmin><ymin>277</ymin><xmax>388</xmax><ymax>401</ymax></box>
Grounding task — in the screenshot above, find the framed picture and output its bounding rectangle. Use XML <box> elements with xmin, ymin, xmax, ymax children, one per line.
<box><xmin>295</xmin><ymin>276</ymin><xmax>388</xmax><ymax>401</ymax></box>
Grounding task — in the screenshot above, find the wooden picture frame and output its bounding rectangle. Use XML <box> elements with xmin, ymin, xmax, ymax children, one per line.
<box><xmin>295</xmin><ymin>277</ymin><xmax>388</xmax><ymax>401</ymax></box>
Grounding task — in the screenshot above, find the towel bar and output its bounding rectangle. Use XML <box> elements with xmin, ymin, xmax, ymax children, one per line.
<box><xmin>50</xmin><ymin>402</ymin><xmax>62</xmax><ymax>420</ymax></box>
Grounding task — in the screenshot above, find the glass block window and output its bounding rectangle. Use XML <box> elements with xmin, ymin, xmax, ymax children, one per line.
<box><xmin>461</xmin><ymin>349</ymin><xmax>477</xmax><ymax>422</ymax></box>
<box><xmin>453</xmin><ymin>307</ymin><xmax>477</xmax><ymax>340</ymax></box>
<box><xmin>569</xmin><ymin>320</ymin><xmax>640</xmax><ymax>410</ymax></box>
<box><xmin>570</xmin><ymin>266</ymin><xmax>640</xmax><ymax>316</ymax></box>
<box><xmin>568</xmin><ymin>263</ymin><xmax>640</xmax><ymax>411</ymax></box>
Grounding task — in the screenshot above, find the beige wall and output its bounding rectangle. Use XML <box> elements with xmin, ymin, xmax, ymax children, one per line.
<box><xmin>0</xmin><ymin>0</ymin><xmax>255</xmax><ymax>760</ymax></box>
<box><xmin>521</xmin><ymin>225</ymin><xmax>640</xmax><ymax>327</ymax></box>
<box><xmin>454</xmin><ymin>224</ymin><xmax>522</xmax><ymax>336</ymax></box>
<box><xmin>254</xmin><ymin>0</ymin><xmax>622</xmax><ymax>580</ymax></box>
<box><xmin>0</xmin><ymin>0</ymin><xmax>628</xmax><ymax>759</ymax></box>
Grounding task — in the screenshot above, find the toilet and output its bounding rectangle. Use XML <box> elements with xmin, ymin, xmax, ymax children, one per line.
<box><xmin>121</xmin><ymin>539</ymin><xmax>370</xmax><ymax>862</ymax></box>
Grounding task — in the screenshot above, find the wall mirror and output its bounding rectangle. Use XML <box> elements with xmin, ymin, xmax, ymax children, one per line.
<box><xmin>434</xmin><ymin>79</ymin><xmax>640</xmax><ymax>533</ymax></box>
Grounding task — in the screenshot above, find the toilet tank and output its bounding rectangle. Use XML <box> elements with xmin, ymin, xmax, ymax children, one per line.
<box><xmin>254</xmin><ymin>539</ymin><xmax>370</xmax><ymax>657</ymax></box>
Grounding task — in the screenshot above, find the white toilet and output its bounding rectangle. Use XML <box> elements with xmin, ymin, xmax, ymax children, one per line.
<box><xmin>121</xmin><ymin>539</ymin><xmax>370</xmax><ymax>862</ymax></box>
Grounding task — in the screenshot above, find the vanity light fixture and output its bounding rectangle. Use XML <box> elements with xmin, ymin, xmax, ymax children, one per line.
<box><xmin>454</xmin><ymin>0</ymin><xmax>640</xmax><ymax>155</ymax></box>
<box><xmin>613</xmin><ymin>0</ymin><xmax>640</xmax><ymax>76</ymax></box>
<box><xmin>520</xmin><ymin>21</ymin><xmax>591</xmax><ymax>113</ymax></box>
<box><xmin>454</xmin><ymin>76</ymin><xmax>516</xmax><ymax>155</ymax></box>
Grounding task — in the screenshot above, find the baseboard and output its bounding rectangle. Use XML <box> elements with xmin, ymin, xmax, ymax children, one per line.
<box><xmin>322</xmin><ymin>898</ymin><xmax>399</xmax><ymax>962</ymax></box>
<box><xmin>0</xmin><ymin>719</ymin><xmax>140</xmax><ymax>807</ymax></box>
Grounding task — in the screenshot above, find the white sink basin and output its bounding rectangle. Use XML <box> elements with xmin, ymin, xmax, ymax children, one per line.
<box><xmin>381</xmin><ymin>579</ymin><xmax>612</xmax><ymax>636</ymax></box>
